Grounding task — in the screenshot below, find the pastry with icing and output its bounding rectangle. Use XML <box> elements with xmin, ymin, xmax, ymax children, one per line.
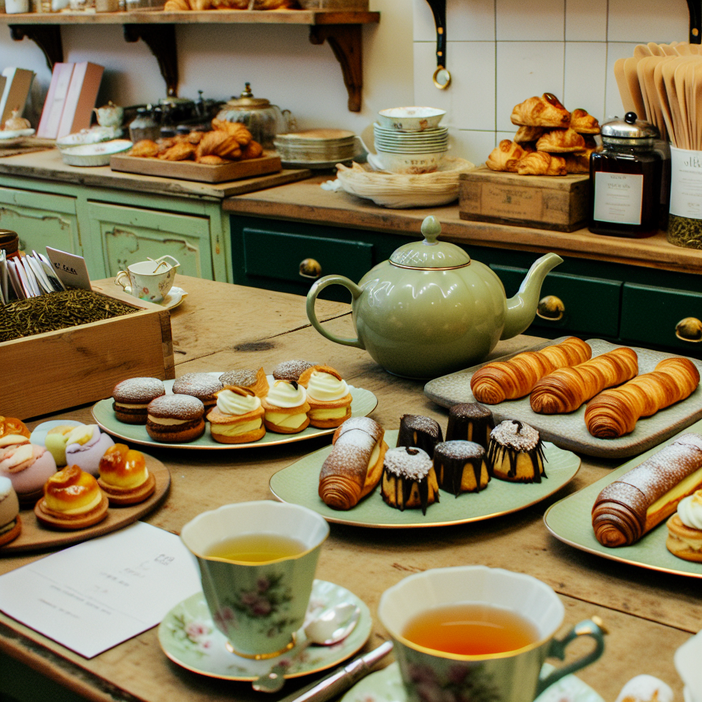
<box><xmin>98</xmin><ymin>444</ymin><xmax>156</xmax><ymax>505</ymax></box>
<box><xmin>146</xmin><ymin>395</ymin><xmax>206</xmax><ymax>443</ymax></box>
<box><xmin>207</xmin><ymin>387</ymin><xmax>266</xmax><ymax>444</ymax></box>
<box><xmin>261</xmin><ymin>380</ymin><xmax>310</xmax><ymax>434</ymax></box>
<box><xmin>487</xmin><ymin>420</ymin><xmax>546</xmax><ymax>483</ymax></box>
<box><xmin>381</xmin><ymin>446</ymin><xmax>440</xmax><ymax>514</ymax></box>
<box><xmin>434</xmin><ymin>440</ymin><xmax>490</xmax><ymax>495</ymax></box>
<box><xmin>396</xmin><ymin>414</ymin><xmax>443</xmax><ymax>458</ymax></box>
<box><xmin>112</xmin><ymin>377</ymin><xmax>166</xmax><ymax>425</ymax></box>
<box><xmin>64</xmin><ymin>425</ymin><xmax>115</xmax><ymax>476</ymax></box>
<box><xmin>0</xmin><ymin>436</ymin><xmax>57</xmax><ymax>506</ymax></box>
<box><xmin>298</xmin><ymin>365</ymin><xmax>352</xmax><ymax>429</ymax></box>
<box><xmin>35</xmin><ymin>465</ymin><xmax>109</xmax><ymax>530</ymax></box>
<box><xmin>219</xmin><ymin>368</ymin><xmax>269</xmax><ymax>398</ymax></box>
<box><xmin>173</xmin><ymin>373</ymin><xmax>223</xmax><ymax>410</ymax></box>
<box><xmin>666</xmin><ymin>489</ymin><xmax>702</xmax><ymax>562</ymax></box>
<box><xmin>445</xmin><ymin>403</ymin><xmax>494</xmax><ymax>451</ymax></box>
<box><xmin>0</xmin><ymin>477</ymin><xmax>20</xmax><ymax>547</ymax></box>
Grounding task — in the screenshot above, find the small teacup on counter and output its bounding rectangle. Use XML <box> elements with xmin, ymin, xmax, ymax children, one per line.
<box><xmin>180</xmin><ymin>501</ymin><xmax>329</xmax><ymax>660</ymax></box>
<box><xmin>378</xmin><ymin>565</ymin><xmax>606</xmax><ymax>702</ymax></box>
<box><xmin>115</xmin><ymin>255</ymin><xmax>179</xmax><ymax>303</ymax></box>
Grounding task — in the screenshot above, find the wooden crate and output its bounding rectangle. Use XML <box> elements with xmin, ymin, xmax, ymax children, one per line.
<box><xmin>459</xmin><ymin>167</ymin><xmax>590</xmax><ymax>232</ymax></box>
<box><xmin>2</xmin><ymin>286</ymin><xmax>174</xmax><ymax>420</ymax></box>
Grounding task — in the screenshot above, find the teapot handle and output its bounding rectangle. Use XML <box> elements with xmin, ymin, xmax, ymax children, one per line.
<box><xmin>306</xmin><ymin>275</ymin><xmax>365</xmax><ymax>349</ymax></box>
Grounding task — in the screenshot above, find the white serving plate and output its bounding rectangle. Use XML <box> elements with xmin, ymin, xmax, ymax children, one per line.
<box><xmin>0</xmin><ymin>128</ymin><xmax>35</xmax><ymax>146</ymax></box>
<box><xmin>60</xmin><ymin>139</ymin><xmax>132</xmax><ymax>167</ymax></box>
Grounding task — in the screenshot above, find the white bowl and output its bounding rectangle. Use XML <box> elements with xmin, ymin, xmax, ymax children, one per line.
<box><xmin>377</xmin><ymin>107</ymin><xmax>446</xmax><ymax>132</ymax></box>
<box><xmin>60</xmin><ymin>139</ymin><xmax>133</xmax><ymax>167</ymax></box>
<box><xmin>370</xmin><ymin>147</ymin><xmax>447</xmax><ymax>174</ymax></box>
<box><xmin>56</xmin><ymin>126</ymin><xmax>119</xmax><ymax>149</ymax></box>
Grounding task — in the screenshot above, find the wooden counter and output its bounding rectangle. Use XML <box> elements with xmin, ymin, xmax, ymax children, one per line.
<box><xmin>0</xmin><ymin>275</ymin><xmax>699</xmax><ymax>702</ymax></box>
<box><xmin>223</xmin><ymin>174</ymin><xmax>702</xmax><ymax>276</ymax></box>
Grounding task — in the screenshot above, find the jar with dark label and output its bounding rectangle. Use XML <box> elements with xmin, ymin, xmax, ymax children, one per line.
<box><xmin>0</xmin><ymin>230</ymin><xmax>20</xmax><ymax>260</ymax></box>
<box><xmin>589</xmin><ymin>112</ymin><xmax>662</xmax><ymax>238</ymax></box>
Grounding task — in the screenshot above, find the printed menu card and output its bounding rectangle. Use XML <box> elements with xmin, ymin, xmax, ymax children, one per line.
<box><xmin>0</xmin><ymin>522</ymin><xmax>201</xmax><ymax>658</ymax></box>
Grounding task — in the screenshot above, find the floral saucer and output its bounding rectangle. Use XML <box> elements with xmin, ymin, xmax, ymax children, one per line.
<box><xmin>341</xmin><ymin>662</ymin><xmax>605</xmax><ymax>702</ymax></box>
<box><xmin>158</xmin><ymin>579</ymin><xmax>371</xmax><ymax>681</ymax></box>
<box><xmin>161</xmin><ymin>286</ymin><xmax>187</xmax><ymax>310</ymax></box>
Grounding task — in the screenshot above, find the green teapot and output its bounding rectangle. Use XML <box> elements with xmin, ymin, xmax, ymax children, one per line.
<box><xmin>306</xmin><ymin>216</ymin><xmax>563</xmax><ymax>379</ymax></box>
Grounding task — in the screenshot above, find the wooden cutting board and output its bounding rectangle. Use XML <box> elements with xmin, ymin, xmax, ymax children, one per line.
<box><xmin>110</xmin><ymin>152</ymin><xmax>283</xmax><ymax>183</ymax></box>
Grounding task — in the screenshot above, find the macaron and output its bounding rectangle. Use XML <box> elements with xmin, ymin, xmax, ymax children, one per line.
<box><xmin>172</xmin><ymin>373</ymin><xmax>223</xmax><ymax>410</ymax></box>
<box><xmin>0</xmin><ymin>476</ymin><xmax>21</xmax><ymax>547</ymax></box>
<box><xmin>44</xmin><ymin>425</ymin><xmax>80</xmax><ymax>467</ymax></box>
<box><xmin>146</xmin><ymin>394</ymin><xmax>206</xmax><ymax>443</ymax></box>
<box><xmin>64</xmin><ymin>425</ymin><xmax>115</xmax><ymax>477</ymax></box>
<box><xmin>112</xmin><ymin>377</ymin><xmax>166</xmax><ymax>425</ymax></box>
<box><xmin>0</xmin><ymin>438</ymin><xmax>57</xmax><ymax>506</ymax></box>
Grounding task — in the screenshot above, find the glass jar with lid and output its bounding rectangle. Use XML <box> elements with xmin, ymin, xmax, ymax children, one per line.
<box><xmin>129</xmin><ymin>106</ymin><xmax>161</xmax><ymax>143</ymax></box>
<box><xmin>589</xmin><ymin>112</ymin><xmax>662</xmax><ymax>238</ymax></box>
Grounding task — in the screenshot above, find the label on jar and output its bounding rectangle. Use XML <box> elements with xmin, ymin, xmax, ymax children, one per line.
<box><xmin>593</xmin><ymin>172</ymin><xmax>643</xmax><ymax>224</ymax></box>
<box><xmin>670</xmin><ymin>146</ymin><xmax>702</xmax><ymax>220</ymax></box>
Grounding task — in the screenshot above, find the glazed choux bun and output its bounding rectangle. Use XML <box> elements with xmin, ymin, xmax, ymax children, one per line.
<box><xmin>0</xmin><ymin>417</ymin><xmax>30</xmax><ymax>440</ymax></box>
<box><xmin>98</xmin><ymin>444</ymin><xmax>156</xmax><ymax>505</ymax></box>
<box><xmin>35</xmin><ymin>465</ymin><xmax>109</xmax><ymax>530</ymax></box>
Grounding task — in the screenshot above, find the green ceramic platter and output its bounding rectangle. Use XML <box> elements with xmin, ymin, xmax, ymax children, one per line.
<box><xmin>92</xmin><ymin>374</ymin><xmax>377</xmax><ymax>450</ymax></box>
<box><xmin>544</xmin><ymin>417</ymin><xmax>702</xmax><ymax>579</ymax></box>
<box><xmin>269</xmin><ymin>430</ymin><xmax>580</xmax><ymax>529</ymax></box>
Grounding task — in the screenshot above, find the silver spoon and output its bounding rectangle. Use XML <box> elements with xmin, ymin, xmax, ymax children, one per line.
<box><xmin>251</xmin><ymin>602</ymin><xmax>361</xmax><ymax>693</ymax></box>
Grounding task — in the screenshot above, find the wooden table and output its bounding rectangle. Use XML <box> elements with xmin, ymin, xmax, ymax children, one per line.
<box><xmin>1</xmin><ymin>275</ymin><xmax>699</xmax><ymax>702</ymax></box>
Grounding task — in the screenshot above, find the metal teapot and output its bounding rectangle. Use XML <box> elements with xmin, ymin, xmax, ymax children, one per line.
<box><xmin>306</xmin><ymin>216</ymin><xmax>563</xmax><ymax>379</ymax></box>
<box><xmin>216</xmin><ymin>83</ymin><xmax>295</xmax><ymax>150</ymax></box>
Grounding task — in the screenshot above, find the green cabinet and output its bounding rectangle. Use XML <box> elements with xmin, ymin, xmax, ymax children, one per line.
<box><xmin>230</xmin><ymin>213</ymin><xmax>702</xmax><ymax>358</ymax></box>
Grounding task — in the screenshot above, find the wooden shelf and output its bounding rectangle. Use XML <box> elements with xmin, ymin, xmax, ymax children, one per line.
<box><xmin>2</xmin><ymin>9</ymin><xmax>380</xmax><ymax>109</ymax></box>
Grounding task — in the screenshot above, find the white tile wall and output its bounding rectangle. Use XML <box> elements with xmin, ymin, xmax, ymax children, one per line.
<box><xmin>413</xmin><ymin>0</ymin><xmax>691</xmax><ymax>165</ymax></box>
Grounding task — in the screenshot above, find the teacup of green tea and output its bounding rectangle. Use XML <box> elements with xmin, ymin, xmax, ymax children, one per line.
<box><xmin>378</xmin><ymin>565</ymin><xmax>605</xmax><ymax>702</ymax></box>
<box><xmin>180</xmin><ymin>501</ymin><xmax>329</xmax><ymax>659</ymax></box>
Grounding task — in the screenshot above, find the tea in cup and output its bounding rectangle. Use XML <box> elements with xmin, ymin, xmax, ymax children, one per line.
<box><xmin>180</xmin><ymin>501</ymin><xmax>329</xmax><ymax>659</ymax></box>
<box><xmin>378</xmin><ymin>565</ymin><xmax>605</xmax><ymax>702</ymax></box>
<box><xmin>115</xmin><ymin>255</ymin><xmax>179</xmax><ymax>303</ymax></box>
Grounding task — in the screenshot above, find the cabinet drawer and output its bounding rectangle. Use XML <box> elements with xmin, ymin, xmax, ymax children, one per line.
<box><xmin>620</xmin><ymin>283</ymin><xmax>702</xmax><ymax>356</ymax></box>
<box><xmin>493</xmin><ymin>265</ymin><xmax>622</xmax><ymax>337</ymax></box>
<box><xmin>241</xmin><ymin>227</ymin><xmax>373</xmax><ymax>301</ymax></box>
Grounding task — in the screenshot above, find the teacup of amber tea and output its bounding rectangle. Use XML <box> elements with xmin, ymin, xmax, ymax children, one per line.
<box><xmin>180</xmin><ymin>501</ymin><xmax>329</xmax><ymax>659</ymax></box>
<box><xmin>378</xmin><ymin>566</ymin><xmax>605</xmax><ymax>702</ymax></box>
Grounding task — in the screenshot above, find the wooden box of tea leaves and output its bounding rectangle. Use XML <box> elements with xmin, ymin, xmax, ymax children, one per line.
<box><xmin>1</xmin><ymin>284</ymin><xmax>175</xmax><ymax>420</ymax></box>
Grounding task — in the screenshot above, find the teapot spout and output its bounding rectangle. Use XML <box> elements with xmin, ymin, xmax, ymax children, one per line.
<box><xmin>501</xmin><ymin>252</ymin><xmax>563</xmax><ymax>340</ymax></box>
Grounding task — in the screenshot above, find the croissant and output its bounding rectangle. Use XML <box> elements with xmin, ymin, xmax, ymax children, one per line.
<box><xmin>536</xmin><ymin>128</ymin><xmax>587</xmax><ymax>153</ymax></box>
<box><xmin>470</xmin><ymin>336</ymin><xmax>591</xmax><ymax>404</ymax></box>
<box><xmin>196</xmin><ymin>130</ymin><xmax>242</xmax><ymax>161</ymax></box>
<box><xmin>513</xmin><ymin>126</ymin><xmax>545</xmax><ymax>143</ymax></box>
<box><xmin>318</xmin><ymin>417</ymin><xmax>389</xmax><ymax>510</ymax></box>
<box><xmin>510</xmin><ymin>93</ymin><xmax>571</xmax><ymax>128</ymax></box>
<box><xmin>486</xmin><ymin>140</ymin><xmax>526</xmax><ymax>172</ymax></box>
<box><xmin>530</xmin><ymin>347</ymin><xmax>639</xmax><ymax>414</ymax></box>
<box><xmin>592</xmin><ymin>433</ymin><xmax>702</xmax><ymax>547</ymax></box>
<box><xmin>569</xmin><ymin>108</ymin><xmax>601</xmax><ymax>134</ymax></box>
<box><xmin>585</xmin><ymin>358</ymin><xmax>700</xmax><ymax>439</ymax></box>
<box><xmin>563</xmin><ymin>152</ymin><xmax>591</xmax><ymax>174</ymax></box>
<box><xmin>211</xmin><ymin>119</ymin><xmax>252</xmax><ymax>146</ymax></box>
<box><xmin>515</xmin><ymin>151</ymin><xmax>567</xmax><ymax>176</ymax></box>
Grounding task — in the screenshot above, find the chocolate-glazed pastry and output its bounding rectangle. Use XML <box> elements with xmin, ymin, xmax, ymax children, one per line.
<box><xmin>396</xmin><ymin>415</ymin><xmax>443</xmax><ymax>458</ymax></box>
<box><xmin>487</xmin><ymin>420</ymin><xmax>546</xmax><ymax>483</ymax></box>
<box><xmin>446</xmin><ymin>403</ymin><xmax>494</xmax><ymax>451</ymax></box>
<box><xmin>434</xmin><ymin>440</ymin><xmax>490</xmax><ymax>495</ymax></box>
<box><xmin>381</xmin><ymin>446</ymin><xmax>439</xmax><ymax>515</ymax></box>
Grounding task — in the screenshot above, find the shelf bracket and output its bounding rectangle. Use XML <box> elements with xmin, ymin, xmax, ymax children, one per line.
<box><xmin>8</xmin><ymin>24</ymin><xmax>63</xmax><ymax>70</ymax></box>
<box><xmin>308</xmin><ymin>24</ymin><xmax>362</xmax><ymax>112</ymax></box>
<box><xmin>687</xmin><ymin>0</ymin><xmax>702</xmax><ymax>42</ymax></box>
<box><xmin>123</xmin><ymin>23</ymin><xmax>179</xmax><ymax>97</ymax></box>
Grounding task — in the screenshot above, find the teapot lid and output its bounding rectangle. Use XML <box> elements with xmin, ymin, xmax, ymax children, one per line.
<box><xmin>390</xmin><ymin>217</ymin><xmax>471</xmax><ymax>269</ymax></box>
<box><xmin>225</xmin><ymin>82</ymin><xmax>272</xmax><ymax>109</ymax></box>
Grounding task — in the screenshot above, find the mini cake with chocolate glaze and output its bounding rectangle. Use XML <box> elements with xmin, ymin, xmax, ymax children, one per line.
<box><xmin>666</xmin><ymin>489</ymin><xmax>702</xmax><ymax>562</ymax></box>
<box><xmin>219</xmin><ymin>368</ymin><xmax>269</xmax><ymax>398</ymax></box>
<box><xmin>396</xmin><ymin>415</ymin><xmax>443</xmax><ymax>458</ymax></box>
<box><xmin>35</xmin><ymin>465</ymin><xmax>109</xmax><ymax>530</ymax></box>
<box><xmin>381</xmin><ymin>446</ymin><xmax>440</xmax><ymax>514</ymax></box>
<box><xmin>0</xmin><ymin>477</ymin><xmax>20</xmax><ymax>547</ymax></box>
<box><xmin>487</xmin><ymin>420</ymin><xmax>547</xmax><ymax>483</ymax></box>
<box><xmin>172</xmin><ymin>373</ymin><xmax>223</xmax><ymax>410</ymax></box>
<box><xmin>0</xmin><ymin>436</ymin><xmax>57</xmax><ymax>506</ymax></box>
<box><xmin>433</xmin><ymin>440</ymin><xmax>490</xmax><ymax>495</ymax></box>
<box><xmin>146</xmin><ymin>395</ymin><xmax>206</xmax><ymax>443</ymax></box>
<box><xmin>446</xmin><ymin>403</ymin><xmax>495</xmax><ymax>451</ymax></box>
<box><xmin>112</xmin><ymin>377</ymin><xmax>166</xmax><ymax>424</ymax></box>
<box><xmin>98</xmin><ymin>444</ymin><xmax>156</xmax><ymax>505</ymax></box>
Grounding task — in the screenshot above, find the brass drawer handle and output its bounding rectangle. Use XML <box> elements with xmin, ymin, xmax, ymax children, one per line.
<box><xmin>536</xmin><ymin>295</ymin><xmax>565</xmax><ymax>321</ymax></box>
<box><xmin>676</xmin><ymin>317</ymin><xmax>702</xmax><ymax>342</ymax></box>
<box><xmin>299</xmin><ymin>258</ymin><xmax>322</xmax><ymax>280</ymax></box>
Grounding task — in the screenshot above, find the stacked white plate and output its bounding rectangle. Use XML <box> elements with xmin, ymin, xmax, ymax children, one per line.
<box><xmin>274</xmin><ymin>129</ymin><xmax>359</xmax><ymax>169</ymax></box>
<box><xmin>373</xmin><ymin>123</ymin><xmax>449</xmax><ymax>153</ymax></box>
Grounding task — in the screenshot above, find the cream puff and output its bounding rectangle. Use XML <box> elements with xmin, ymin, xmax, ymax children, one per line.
<box><xmin>146</xmin><ymin>394</ymin><xmax>206</xmax><ymax>443</ymax></box>
<box><xmin>666</xmin><ymin>489</ymin><xmax>702</xmax><ymax>562</ymax></box>
<box><xmin>35</xmin><ymin>465</ymin><xmax>109</xmax><ymax>530</ymax></box>
<box><xmin>64</xmin><ymin>425</ymin><xmax>115</xmax><ymax>477</ymax></box>
<box><xmin>0</xmin><ymin>436</ymin><xmax>57</xmax><ymax>506</ymax></box>
<box><xmin>98</xmin><ymin>444</ymin><xmax>156</xmax><ymax>505</ymax></box>
<box><xmin>206</xmin><ymin>387</ymin><xmax>266</xmax><ymax>444</ymax></box>
<box><xmin>261</xmin><ymin>380</ymin><xmax>310</xmax><ymax>434</ymax></box>
<box><xmin>219</xmin><ymin>368</ymin><xmax>269</xmax><ymax>398</ymax></box>
<box><xmin>298</xmin><ymin>365</ymin><xmax>352</xmax><ymax>429</ymax></box>
<box><xmin>172</xmin><ymin>373</ymin><xmax>223</xmax><ymax>410</ymax></box>
<box><xmin>44</xmin><ymin>425</ymin><xmax>81</xmax><ymax>467</ymax></box>
<box><xmin>112</xmin><ymin>377</ymin><xmax>166</xmax><ymax>424</ymax></box>
<box><xmin>0</xmin><ymin>476</ymin><xmax>20</xmax><ymax>547</ymax></box>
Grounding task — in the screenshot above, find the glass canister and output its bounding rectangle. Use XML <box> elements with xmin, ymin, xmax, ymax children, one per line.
<box><xmin>129</xmin><ymin>106</ymin><xmax>161</xmax><ymax>143</ymax></box>
<box><xmin>589</xmin><ymin>112</ymin><xmax>662</xmax><ymax>238</ymax></box>
<box><xmin>215</xmin><ymin>83</ymin><xmax>295</xmax><ymax>150</ymax></box>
